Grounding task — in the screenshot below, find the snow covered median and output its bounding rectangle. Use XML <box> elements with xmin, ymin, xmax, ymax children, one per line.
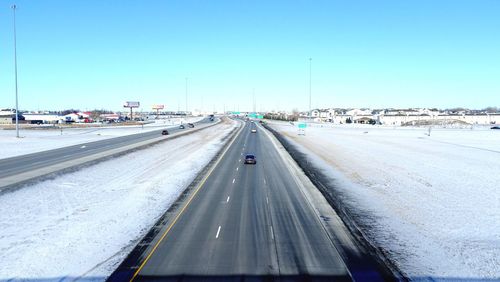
<box><xmin>0</xmin><ymin>118</ymin><xmax>237</xmax><ymax>281</ymax></box>
<box><xmin>267</xmin><ymin>121</ymin><xmax>500</xmax><ymax>280</ymax></box>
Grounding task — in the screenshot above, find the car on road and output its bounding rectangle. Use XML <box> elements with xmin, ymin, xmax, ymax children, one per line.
<box><xmin>491</xmin><ymin>126</ymin><xmax>500</xmax><ymax>130</ymax></box>
<box><xmin>251</xmin><ymin>129</ymin><xmax>257</xmax><ymax>133</ymax></box>
<box><xmin>244</xmin><ymin>154</ymin><xmax>256</xmax><ymax>164</ymax></box>
<box><xmin>188</xmin><ymin>123</ymin><xmax>195</xmax><ymax>128</ymax></box>
<box><xmin>161</xmin><ymin>130</ymin><xmax>169</xmax><ymax>135</ymax></box>
<box><xmin>179</xmin><ymin>124</ymin><xmax>185</xmax><ymax>129</ymax></box>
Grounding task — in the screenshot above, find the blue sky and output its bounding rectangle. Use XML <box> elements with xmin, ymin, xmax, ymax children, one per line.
<box><xmin>0</xmin><ymin>0</ymin><xmax>499</xmax><ymax>112</ymax></box>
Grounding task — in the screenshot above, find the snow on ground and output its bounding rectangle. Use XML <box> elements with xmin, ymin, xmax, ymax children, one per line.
<box><xmin>0</xmin><ymin>118</ymin><xmax>237</xmax><ymax>281</ymax></box>
<box><xmin>269</xmin><ymin>121</ymin><xmax>500</xmax><ymax>280</ymax></box>
<box><xmin>0</xmin><ymin>116</ymin><xmax>204</xmax><ymax>159</ymax></box>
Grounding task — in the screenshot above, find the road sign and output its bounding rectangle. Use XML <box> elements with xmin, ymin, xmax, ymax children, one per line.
<box><xmin>298</xmin><ymin>123</ymin><xmax>307</xmax><ymax>129</ymax></box>
<box><xmin>257</xmin><ymin>115</ymin><xmax>264</xmax><ymax>119</ymax></box>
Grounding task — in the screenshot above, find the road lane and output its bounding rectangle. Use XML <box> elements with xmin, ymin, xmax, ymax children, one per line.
<box><xmin>126</xmin><ymin>120</ymin><xmax>358</xmax><ymax>281</ymax></box>
<box><xmin>0</xmin><ymin>118</ymin><xmax>212</xmax><ymax>180</ymax></box>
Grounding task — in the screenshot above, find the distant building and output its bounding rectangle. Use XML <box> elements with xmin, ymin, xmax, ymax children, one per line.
<box><xmin>23</xmin><ymin>113</ymin><xmax>63</xmax><ymax>124</ymax></box>
<box><xmin>0</xmin><ymin>109</ymin><xmax>24</xmax><ymax>124</ymax></box>
<box><xmin>0</xmin><ymin>109</ymin><xmax>14</xmax><ymax>124</ymax></box>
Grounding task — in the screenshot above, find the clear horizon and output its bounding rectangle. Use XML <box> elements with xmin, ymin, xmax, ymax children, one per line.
<box><xmin>1</xmin><ymin>1</ymin><xmax>499</xmax><ymax>112</ymax></box>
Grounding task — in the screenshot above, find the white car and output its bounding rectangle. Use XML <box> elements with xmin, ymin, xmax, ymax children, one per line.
<box><xmin>251</xmin><ymin>129</ymin><xmax>257</xmax><ymax>133</ymax></box>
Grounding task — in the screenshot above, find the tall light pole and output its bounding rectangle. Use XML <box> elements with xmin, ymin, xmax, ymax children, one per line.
<box><xmin>200</xmin><ymin>94</ymin><xmax>203</xmax><ymax>114</ymax></box>
<box><xmin>185</xmin><ymin>77</ymin><xmax>188</xmax><ymax>115</ymax></box>
<box><xmin>12</xmin><ymin>4</ymin><xmax>20</xmax><ymax>138</ymax></box>
<box><xmin>252</xmin><ymin>88</ymin><xmax>256</xmax><ymax>113</ymax></box>
<box><xmin>309</xmin><ymin>58</ymin><xmax>312</xmax><ymax>118</ymax></box>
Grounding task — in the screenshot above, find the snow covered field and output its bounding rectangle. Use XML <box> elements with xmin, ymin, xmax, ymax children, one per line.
<box><xmin>0</xmin><ymin>118</ymin><xmax>237</xmax><ymax>281</ymax></box>
<box><xmin>0</xmin><ymin>116</ymin><xmax>203</xmax><ymax>159</ymax></box>
<box><xmin>269</xmin><ymin>121</ymin><xmax>500</xmax><ymax>280</ymax></box>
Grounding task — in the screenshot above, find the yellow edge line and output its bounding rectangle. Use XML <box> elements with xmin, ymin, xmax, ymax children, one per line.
<box><xmin>130</xmin><ymin>120</ymin><xmax>244</xmax><ymax>282</ymax></box>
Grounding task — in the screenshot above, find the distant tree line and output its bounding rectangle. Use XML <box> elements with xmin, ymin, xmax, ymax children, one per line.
<box><xmin>445</xmin><ymin>107</ymin><xmax>499</xmax><ymax>113</ymax></box>
<box><xmin>264</xmin><ymin>113</ymin><xmax>298</xmax><ymax>121</ymax></box>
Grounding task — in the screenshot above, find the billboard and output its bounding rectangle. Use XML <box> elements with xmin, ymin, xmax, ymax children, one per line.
<box><xmin>123</xmin><ymin>101</ymin><xmax>140</xmax><ymax>108</ymax></box>
<box><xmin>152</xmin><ymin>104</ymin><xmax>165</xmax><ymax>110</ymax></box>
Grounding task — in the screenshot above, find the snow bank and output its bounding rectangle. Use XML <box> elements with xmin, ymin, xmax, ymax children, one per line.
<box><xmin>0</xmin><ymin>117</ymin><xmax>204</xmax><ymax>159</ymax></box>
<box><xmin>268</xmin><ymin>121</ymin><xmax>500</xmax><ymax>280</ymax></box>
<box><xmin>0</xmin><ymin>119</ymin><xmax>236</xmax><ymax>281</ymax></box>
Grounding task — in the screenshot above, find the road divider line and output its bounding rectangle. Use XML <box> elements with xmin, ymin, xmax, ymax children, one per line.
<box><xmin>270</xmin><ymin>226</ymin><xmax>274</xmax><ymax>240</ymax></box>
<box><xmin>266</xmin><ymin>196</ymin><xmax>269</xmax><ymax>205</ymax></box>
<box><xmin>216</xmin><ymin>226</ymin><xmax>222</xmax><ymax>238</ymax></box>
<box><xmin>226</xmin><ymin>196</ymin><xmax>230</xmax><ymax>203</ymax></box>
<box><xmin>232</xmin><ymin>178</ymin><xmax>235</xmax><ymax>184</ymax></box>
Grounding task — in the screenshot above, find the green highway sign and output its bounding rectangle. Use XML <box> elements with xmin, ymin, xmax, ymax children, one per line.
<box><xmin>298</xmin><ymin>123</ymin><xmax>307</xmax><ymax>129</ymax></box>
<box><xmin>257</xmin><ymin>115</ymin><xmax>264</xmax><ymax>119</ymax></box>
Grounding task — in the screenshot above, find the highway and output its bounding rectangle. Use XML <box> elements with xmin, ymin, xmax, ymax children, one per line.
<box><xmin>110</xmin><ymin>120</ymin><xmax>394</xmax><ymax>281</ymax></box>
<box><xmin>0</xmin><ymin>118</ymin><xmax>213</xmax><ymax>190</ymax></box>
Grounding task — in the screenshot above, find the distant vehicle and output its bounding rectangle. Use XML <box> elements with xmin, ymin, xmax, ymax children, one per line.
<box><xmin>179</xmin><ymin>124</ymin><xmax>185</xmax><ymax>129</ymax></box>
<box><xmin>491</xmin><ymin>126</ymin><xmax>500</xmax><ymax>130</ymax></box>
<box><xmin>188</xmin><ymin>123</ymin><xmax>195</xmax><ymax>128</ymax></box>
<box><xmin>209</xmin><ymin>114</ymin><xmax>214</xmax><ymax>121</ymax></box>
<box><xmin>244</xmin><ymin>154</ymin><xmax>256</xmax><ymax>164</ymax></box>
<box><xmin>161</xmin><ymin>130</ymin><xmax>169</xmax><ymax>135</ymax></box>
<box><xmin>251</xmin><ymin>129</ymin><xmax>257</xmax><ymax>133</ymax></box>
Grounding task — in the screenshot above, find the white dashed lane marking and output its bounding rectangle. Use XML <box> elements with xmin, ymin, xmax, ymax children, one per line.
<box><xmin>216</xmin><ymin>226</ymin><xmax>222</xmax><ymax>239</ymax></box>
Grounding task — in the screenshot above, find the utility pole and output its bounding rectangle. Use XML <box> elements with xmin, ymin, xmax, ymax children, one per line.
<box><xmin>185</xmin><ymin>77</ymin><xmax>188</xmax><ymax>115</ymax></box>
<box><xmin>252</xmin><ymin>88</ymin><xmax>256</xmax><ymax>113</ymax></box>
<box><xmin>12</xmin><ymin>4</ymin><xmax>20</xmax><ymax>138</ymax></box>
<box><xmin>201</xmin><ymin>95</ymin><xmax>204</xmax><ymax>115</ymax></box>
<box><xmin>309</xmin><ymin>58</ymin><xmax>312</xmax><ymax>118</ymax></box>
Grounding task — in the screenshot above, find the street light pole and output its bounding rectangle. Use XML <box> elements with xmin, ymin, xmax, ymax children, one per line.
<box><xmin>309</xmin><ymin>57</ymin><xmax>312</xmax><ymax>118</ymax></box>
<box><xmin>12</xmin><ymin>4</ymin><xmax>19</xmax><ymax>138</ymax></box>
<box><xmin>252</xmin><ymin>88</ymin><xmax>256</xmax><ymax>113</ymax></box>
<box><xmin>185</xmin><ymin>77</ymin><xmax>188</xmax><ymax>115</ymax></box>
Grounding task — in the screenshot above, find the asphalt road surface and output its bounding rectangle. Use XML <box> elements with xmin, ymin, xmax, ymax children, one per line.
<box><xmin>0</xmin><ymin>118</ymin><xmax>212</xmax><ymax>180</ymax></box>
<box><xmin>111</xmin><ymin>121</ymin><xmax>393</xmax><ymax>281</ymax></box>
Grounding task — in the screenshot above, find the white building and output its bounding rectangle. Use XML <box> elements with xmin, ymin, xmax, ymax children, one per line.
<box><xmin>23</xmin><ymin>114</ymin><xmax>63</xmax><ymax>124</ymax></box>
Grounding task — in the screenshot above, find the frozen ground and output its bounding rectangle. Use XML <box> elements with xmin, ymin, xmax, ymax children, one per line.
<box><xmin>269</xmin><ymin>121</ymin><xmax>500</xmax><ymax>280</ymax></box>
<box><xmin>0</xmin><ymin>118</ymin><xmax>237</xmax><ymax>281</ymax></box>
<box><xmin>0</xmin><ymin>116</ymin><xmax>203</xmax><ymax>159</ymax></box>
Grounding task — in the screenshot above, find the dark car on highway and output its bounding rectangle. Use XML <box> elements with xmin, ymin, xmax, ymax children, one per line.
<box><xmin>491</xmin><ymin>126</ymin><xmax>500</xmax><ymax>130</ymax></box>
<box><xmin>162</xmin><ymin>130</ymin><xmax>169</xmax><ymax>135</ymax></box>
<box><xmin>188</xmin><ymin>123</ymin><xmax>195</xmax><ymax>128</ymax></box>
<box><xmin>244</xmin><ymin>154</ymin><xmax>256</xmax><ymax>164</ymax></box>
<box><xmin>179</xmin><ymin>124</ymin><xmax>185</xmax><ymax>129</ymax></box>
